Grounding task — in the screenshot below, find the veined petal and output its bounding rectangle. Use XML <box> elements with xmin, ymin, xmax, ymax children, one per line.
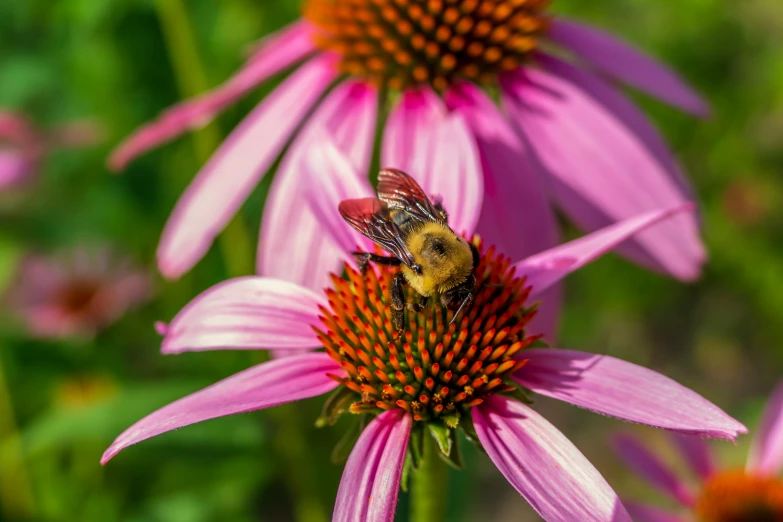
<box><xmin>747</xmin><ymin>381</ymin><xmax>783</xmax><ymax>475</ymax></box>
<box><xmin>473</xmin><ymin>396</ymin><xmax>631</xmax><ymax>522</ymax></box>
<box><xmin>444</xmin><ymin>82</ymin><xmax>560</xmax><ymax>340</ymax></box>
<box><xmin>161</xmin><ymin>277</ymin><xmax>327</xmax><ymax>354</ymax></box>
<box><xmin>302</xmin><ymin>137</ymin><xmax>375</xmax><ymax>254</ymax></box>
<box><xmin>514</xmin><ymin>349</ymin><xmax>747</xmax><ymax>440</ymax></box>
<box><xmin>612</xmin><ymin>434</ymin><xmax>695</xmax><ymax>506</ymax></box>
<box><xmin>157</xmin><ymin>55</ymin><xmax>338</xmax><ymax>279</ymax></box>
<box><xmin>502</xmin><ymin>68</ymin><xmax>705</xmax><ymax>281</ymax></box>
<box><xmin>334</xmin><ymin>410</ymin><xmax>411</xmax><ymax>522</ymax></box>
<box><xmin>108</xmin><ymin>21</ymin><xmax>317</xmax><ymax>171</ymax></box>
<box><xmin>624</xmin><ymin>502</ymin><xmax>687</xmax><ymax>522</ymax></box>
<box><xmin>382</xmin><ymin>88</ymin><xmax>483</xmax><ymax>235</ymax></box>
<box><xmin>101</xmin><ymin>353</ymin><xmax>342</xmax><ymax>464</ymax></box>
<box><xmin>515</xmin><ymin>205</ymin><xmax>694</xmax><ymax>298</ymax></box>
<box><xmin>670</xmin><ymin>433</ymin><xmax>715</xmax><ymax>480</ymax></box>
<box><xmin>257</xmin><ymin>80</ymin><xmax>377</xmax><ymax>291</ymax></box>
<box><xmin>548</xmin><ymin>19</ymin><xmax>709</xmax><ymax>116</ymax></box>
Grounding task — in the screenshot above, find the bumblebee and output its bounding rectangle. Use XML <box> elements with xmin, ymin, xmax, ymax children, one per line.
<box><xmin>339</xmin><ymin>169</ymin><xmax>479</xmax><ymax>332</ymax></box>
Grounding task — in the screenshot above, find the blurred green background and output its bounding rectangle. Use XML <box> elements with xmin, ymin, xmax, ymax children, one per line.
<box><xmin>0</xmin><ymin>0</ymin><xmax>781</xmax><ymax>520</ymax></box>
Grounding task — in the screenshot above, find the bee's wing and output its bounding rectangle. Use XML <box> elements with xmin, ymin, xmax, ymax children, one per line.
<box><xmin>338</xmin><ymin>197</ymin><xmax>418</xmax><ymax>268</ymax></box>
<box><xmin>377</xmin><ymin>169</ymin><xmax>444</xmax><ymax>224</ymax></box>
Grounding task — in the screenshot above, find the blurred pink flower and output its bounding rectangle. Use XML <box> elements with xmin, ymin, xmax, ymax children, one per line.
<box><xmin>109</xmin><ymin>3</ymin><xmax>707</xmax><ymax>296</ymax></box>
<box><xmin>102</xmin><ymin>195</ymin><xmax>742</xmax><ymax>522</ymax></box>
<box><xmin>614</xmin><ymin>381</ymin><xmax>783</xmax><ymax>522</ymax></box>
<box><xmin>0</xmin><ymin>110</ymin><xmax>101</xmax><ymax>191</ymax></box>
<box><xmin>7</xmin><ymin>248</ymin><xmax>152</xmax><ymax>339</ymax></box>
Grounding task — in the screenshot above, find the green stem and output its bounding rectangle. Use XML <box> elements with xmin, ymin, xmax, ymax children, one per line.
<box><xmin>0</xmin><ymin>351</ymin><xmax>36</xmax><ymax>519</ymax></box>
<box><xmin>154</xmin><ymin>0</ymin><xmax>254</xmax><ymax>278</ymax></box>
<box><xmin>410</xmin><ymin>433</ymin><xmax>447</xmax><ymax>522</ymax></box>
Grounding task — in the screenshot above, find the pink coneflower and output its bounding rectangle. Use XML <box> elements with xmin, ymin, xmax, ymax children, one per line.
<box><xmin>109</xmin><ymin>1</ymin><xmax>707</xmax><ymax>299</ymax></box>
<box><xmin>101</xmin><ymin>184</ymin><xmax>742</xmax><ymax>521</ymax></box>
<box><xmin>614</xmin><ymin>381</ymin><xmax>783</xmax><ymax>522</ymax></box>
<box><xmin>0</xmin><ymin>110</ymin><xmax>100</xmax><ymax>191</ymax></box>
<box><xmin>7</xmin><ymin>249</ymin><xmax>152</xmax><ymax>339</ymax></box>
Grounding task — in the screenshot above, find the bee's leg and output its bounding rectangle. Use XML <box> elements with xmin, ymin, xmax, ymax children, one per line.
<box><xmin>351</xmin><ymin>252</ymin><xmax>401</xmax><ymax>274</ymax></box>
<box><xmin>408</xmin><ymin>295</ymin><xmax>429</xmax><ymax>313</ymax></box>
<box><xmin>391</xmin><ymin>272</ymin><xmax>406</xmax><ymax>332</ymax></box>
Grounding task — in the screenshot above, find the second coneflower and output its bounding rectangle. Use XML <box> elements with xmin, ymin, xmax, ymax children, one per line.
<box><xmin>103</xmin><ymin>163</ymin><xmax>742</xmax><ymax>522</ymax></box>
<box><xmin>110</xmin><ymin>0</ymin><xmax>707</xmax><ymax>306</ymax></box>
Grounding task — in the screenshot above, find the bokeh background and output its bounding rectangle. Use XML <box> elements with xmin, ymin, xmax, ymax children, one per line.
<box><xmin>1</xmin><ymin>0</ymin><xmax>782</xmax><ymax>520</ymax></box>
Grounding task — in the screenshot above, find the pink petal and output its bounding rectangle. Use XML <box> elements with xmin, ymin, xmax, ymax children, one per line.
<box><xmin>333</xmin><ymin>410</ymin><xmax>410</xmax><ymax>522</ymax></box>
<box><xmin>157</xmin><ymin>55</ymin><xmax>337</xmax><ymax>279</ymax></box>
<box><xmin>161</xmin><ymin>277</ymin><xmax>326</xmax><ymax>354</ymax></box>
<box><xmin>108</xmin><ymin>21</ymin><xmax>316</xmax><ymax>171</ymax></box>
<box><xmin>473</xmin><ymin>396</ymin><xmax>631</xmax><ymax>522</ymax></box>
<box><xmin>612</xmin><ymin>434</ymin><xmax>694</xmax><ymax>506</ymax></box>
<box><xmin>514</xmin><ymin>349</ymin><xmax>748</xmax><ymax>440</ymax></box>
<box><xmin>502</xmin><ymin>68</ymin><xmax>705</xmax><ymax>281</ymax></box>
<box><xmin>747</xmin><ymin>380</ymin><xmax>783</xmax><ymax>475</ymax></box>
<box><xmin>301</xmin><ymin>137</ymin><xmax>375</xmax><ymax>254</ymax></box>
<box><xmin>624</xmin><ymin>502</ymin><xmax>687</xmax><ymax>522</ymax></box>
<box><xmin>0</xmin><ymin>150</ymin><xmax>32</xmax><ymax>189</ymax></box>
<box><xmin>536</xmin><ymin>53</ymin><xmax>693</xmax><ymax>199</ymax></box>
<box><xmin>444</xmin><ymin>82</ymin><xmax>560</xmax><ymax>340</ymax></box>
<box><xmin>670</xmin><ymin>433</ymin><xmax>715</xmax><ymax>480</ymax></box>
<box><xmin>101</xmin><ymin>352</ymin><xmax>342</xmax><ymax>464</ymax></box>
<box><xmin>548</xmin><ymin>19</ymin><xmax>709</xmax><ymax>116</ymax></box>
<box><xmin>515</xmin><ymin>204</ymin><xmax>694</xmax><ymax>298</ymax></box>
<box><xmin>257</xmin><ymin>80</ymin><xmax>377</xmax><ymax>291</ymax></box>
<box><xmin>382</xmin><ymin>88</ymin><xmax>483</xmax><ymax>235</ymax></box>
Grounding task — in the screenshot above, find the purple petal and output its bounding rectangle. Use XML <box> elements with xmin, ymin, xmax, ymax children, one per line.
<box><xmin>161</xmin><ymin>277</ymin><xmax>326</xmax><ymax>354</ymax></box>
<box><xmin>156</xmin><ymin>55</ymin><xmax>337</xmax><ymax>279</ymax></box>
<box><xmin>301</xmin><ymin>137</ymin><xmax>375</xmax><ymax>254</ymax></box>
<box><xmin>0</xmin><ymin>150</ymin><xmax>32</xmax><ymax>189</ymax></box>
<box><xmin>444</xmin><ymin>82</ymin><xmax>560</xmax><ymax>340</ymax></box>
<box><xmin>257</xmin><ymin>80</ymin><xmax>377</xmax><ymax>291</ymax></box>
<box><xmin>514</xmin><ymin>349</ymin><xmax>748</xmax><ymax>440</ymax></box>
<box><xmin>515</xmin><ymin>204</ymin><xmax>694</xmax><ymax>298</ymax></box>
<box><xmin>382</xmin><ymin>87</ymin><xmax>443</xmax><ymax>176</ymax></box>
<box><xmin>333</xmin><ymin>410</ymin><xmax>410</xmax><ymax>522</ymax></box>
<box><xmin>747</xmin><ymin>380</ymin><xmax>783</xmax><ymax>475</ymax></box>
<box><xmin>670</xmin><ymin>433</ymin><xmax>716</xmax><ymax>480</ymax></box>
<box><xmin>108</xmin><ymin>21</ymin><xmax>316</xmax><ymax>171</ymax></box>
<box><xmin>548</xmin><ymin>19</ymin><xmax>709</xmax><ymax>116</ymax></box>
<box><xmin>101</xmin><ymin>352</ymin><xmax>342</xmax><ymax>464</ymax></box>
<box><xmin>473</xmin><ymin>395</ymin><xmax>631</xmax><ymax>522</ymax></box>
<box><xmin>502</xmin><ymin>68</ymin><xmax>705</xmax><ymax>281</ymax></box>
<box><xmin>624</xmin><ymin>502</ymin><xmax>687</xmax><ymax>522</ymax></box>
<box><xmin>612</xmin><ymin>434</ymin><xmax>694</xmax><ymax>506</ymax></box>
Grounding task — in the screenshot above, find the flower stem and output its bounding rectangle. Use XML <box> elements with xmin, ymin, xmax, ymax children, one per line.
<box><xmin>410</xmin><ymin>433</ymin><xmax>447</xmax><ymax>522</ymax></box>
<box><xmin>0</xmin><ymin>351</ymin><xmax>36</xmax><ymax>519</ymax></box>
<box><xmin>154</xmin><ymin>0</ymin><xmax>254</xmax><ymax>278</ymax></box>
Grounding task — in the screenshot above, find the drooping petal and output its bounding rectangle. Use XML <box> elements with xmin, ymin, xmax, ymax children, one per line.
<box><xmin>612</xmin><ymin>434</ymin><xmax>695</xmax><ymax>506</ymax></box>
<box><xmin>382</xmin><ymin>88</ymin><xmax>483</xmax><ymax>235</ymax></box>
<box><xmin>670</xmin><ymin>433</ymin><xmax>715</xmax><ymax>480</ymax></box>
<box><xmin>0</xmin><ymin>150</ymin><xmax>32</xmax><ymax>189</ymax></box>
<box><xmin>624</xmin><ymin>502</ymin><xmax>687</xmax><ymax>522</ymax></box>
<box><xmin>537</xmin><ymin>53</ymin><xmax>693</xmax><ymax>199</ymax></box>
<box><xmin>161</xmin><ymin>277</ymin><xmax>327</xmax><ymax>354</ymax></box>
<box><xmin>108</xmin><ymin>21</ymin><xmax>317</xmax><ymax>171</ymax></box>
<box><xmin>548</xmin><ymin>19</ymin><xmax>709</xmax><ymax>116</ymax></box>
<box><xmin>502</xmin><ymin>68</ymin><xmax>705</xmax><ymax>281</ymax></box>
<box><xmin>157</xmin><ymin>55</ymin><xmax>338</xmax><ymax>279</ymax></box>
<box><xmin>101</xmin><ymin>352</ymin><xmax>343</xmax><ymax>463</ymax></box>
<box><xmin>472</xmin><ymin>395</ymin><xmax>631</xmax><ymax>522</ymax></box>
<box><xmin>514</xmin><ymin>349</ymin><xmax>747</xmax><ymax>440</ymax></box>
<box><xmin>257</xmin><ymin>80</ymin><xmax>377</xmax><ymax>291</ymax></box>
<box><xmin>746</xmin><ymin>381</ymin><xmax>783</xmax><ymax>475</ymax></box>
<box><xmin>515</xmin><ymin>204</ymin><xmax>694</xmax><ymax>298</ymax></box>
<box><xmin>301</xmin><ymin>137</ymin><xmax>375</xmax><ymax>254</ymax></box>
<box><xmin>333</xmin><ymin>410</ymin><xmax>411</xmax><ymax>522</ymax></box>
<box><xmin>444</xmin><ymin>82</ymin><xmax>560</xmax><ymax>340</ymax></box>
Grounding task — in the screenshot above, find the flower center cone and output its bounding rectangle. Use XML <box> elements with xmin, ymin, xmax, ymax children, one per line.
<box><xmin>697</xmin><ymin>470</ymin><xmax>783</xmax><ymax>522</ymax></box>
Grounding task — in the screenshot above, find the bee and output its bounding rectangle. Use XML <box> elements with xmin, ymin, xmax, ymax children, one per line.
<box><xmin>339</xmin><ymin>169</ymin><xmax>479</xmax><ymax>332</ymax></box>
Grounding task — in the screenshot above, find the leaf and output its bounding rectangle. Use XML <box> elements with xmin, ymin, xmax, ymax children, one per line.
<box><xmin>437</xmin><ymin>431</ymin><xmax>463</xmax><ymax>469</ymax></box>
<box><xmin>316</xmin><ymin>386</ymin><xmax>355</xmax><ymax>427</ymax></box>
<box><xmin>428</xmin><ymin>421</ymin><xmax>452</xmax><ymax>457</ymax></box>
<box><xmin>408</xmin><ymin>424</ymin><xmax>424</xmax><ymax>470</ymax></box>
<box><xmin>330</xmin><ymin>417</ymin><xmax>362</xmax><ymax>464</ymax></box>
